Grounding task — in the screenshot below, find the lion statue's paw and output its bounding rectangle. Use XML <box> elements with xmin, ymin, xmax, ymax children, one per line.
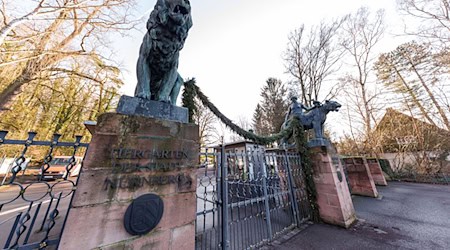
<box><xmin>136</xmin><ymin>92</ymin><xmax>151</xmax><ymax>100</ymax></box>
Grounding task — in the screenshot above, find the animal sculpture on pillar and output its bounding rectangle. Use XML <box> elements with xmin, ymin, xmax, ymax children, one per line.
<box><xmin>280</xmin><ymin>97</ymin><xmax>341</xmax><ymax>147</ymax></box>
<box><xmin>135</xmin><ymin>0</ymin><xmax>193</xmax><ymax>104</ymax></box>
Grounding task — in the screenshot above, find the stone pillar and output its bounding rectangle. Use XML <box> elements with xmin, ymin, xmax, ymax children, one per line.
<box><xmin>366</xmin><ymin>158</ymin><xmax>388</xmax><ymax>186</ymax></box>
<box><xmin>60</xmin><ymin>113</ymin><xmax>199</xmax><ymax>249</ymax></box>
<box><xmin>310</xmin><ymin>146</ymin><xmax>356</xmax><ymax>228</ymax></box>
<box><xmin>342</xmin><ymin>157</ymin><xmax>378</xmax><ymax>197</ymax></box>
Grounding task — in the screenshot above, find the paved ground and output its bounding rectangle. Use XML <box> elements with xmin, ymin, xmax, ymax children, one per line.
<box><xmin>265</xmin><ymin>182</ymin><xmax>450</xmax><ymax>250</ymax></box>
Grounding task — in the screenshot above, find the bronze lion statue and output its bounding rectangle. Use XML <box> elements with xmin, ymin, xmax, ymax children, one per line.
<box><xmin>135</xmin><ymin>0</ymin><xmax>193</xmax><ymax>104</ymax></box>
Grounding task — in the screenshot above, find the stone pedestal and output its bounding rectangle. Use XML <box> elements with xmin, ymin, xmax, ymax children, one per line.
<box><xmin>60</xmin><ymin>113</ymin><xmax>199</xmax><ymax>250</ymax></box>
<box><xmin>342</xmin><ymin>157</ymin><xmax>378</xmax><ymax>197</ymax></box>
<box><xmin>366</xmin><ymin>158</ymin><xmax>388</xmax><ymax>186</ymax></box>
<box><xmin>310</xmin><ymin>146</ymin><xmax>356</xmax><ymax>228</ymax></box>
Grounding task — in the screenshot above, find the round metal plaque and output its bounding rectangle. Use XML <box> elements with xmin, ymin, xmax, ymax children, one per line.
<box><xmin>124</xmin><ymin>193</ymin><xmax>164</xmax><ymax>235</ymax></box>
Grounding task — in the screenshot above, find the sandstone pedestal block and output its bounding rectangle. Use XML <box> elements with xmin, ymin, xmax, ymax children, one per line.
<box><xmin>60</xmin><ymin>113</ymin><xmax>199</xmax><ymax>250</ymax></box>
<box><xmin>367</xmin><ymin>158</ymin><xmax>388</xmax><ymax>186</ymax></box>
<box><xmin>343</xmin><ymin>157</ymin><xmax>378</xmax><ymax>197</ymax></box>
<box><xmin>310</xmin><ymin>146</ymin><xmax>356</xmax><ymax>228</ymax></box>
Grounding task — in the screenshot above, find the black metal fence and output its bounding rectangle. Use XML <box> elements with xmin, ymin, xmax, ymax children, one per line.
<box><xmin>196</xmin><ymin>146</ymin><xmax>311</xmax><ymax>250</ymax></box>
<box><xmin>0</xmin><ymin>131</ymin><xmax>88</xmax><ymax>250</ymax></box>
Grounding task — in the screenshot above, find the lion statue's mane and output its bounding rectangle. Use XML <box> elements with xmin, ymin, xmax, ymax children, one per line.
<box><xmin>135</xmin><ymin>0</ymin><xmax>193</xmax><ymax>103</ymax></box>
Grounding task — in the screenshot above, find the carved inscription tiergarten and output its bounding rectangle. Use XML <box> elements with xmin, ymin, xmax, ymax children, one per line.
<box><xmin>110</xmin><ymin>147</ymin><xmax>193</xmax><ymax>173</ymax></box>
<box><xmin>111</xmin><ymin>148</ymin><xmax>189</xmax><ymax>160</ymax></box>
<box><xmin>103</xmin><ymin>147</ymin><xmax>194</xmax><ymax>191</ymax></box>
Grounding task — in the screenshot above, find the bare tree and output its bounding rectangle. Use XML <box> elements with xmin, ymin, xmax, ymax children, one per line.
<box><xmin>193</xmin><ymin>99</ymin><xmax>218</xmax><ymax>147</ymax></box>
<box><xmin>0</xmin><ymin>0</ymin><xmax>137</xmax><ymax>110</ymax></box>
<box><xmin>229</xmin><ymin>115</ymin><xmax>251</xmax><ymax>142</ymax></box>
<box><xmin>284</xmin><ymin>18</ymin><xmax>346</xmax><ymax>105</ymax></box>
<box><xmin>340</xmin><ymin>8</ymin><xmax>386</xmax><ymax>138</ymax></box>
<box><xmin>397</xmin><ymin>0</ymin><xmax>450</xmax><ymax>45</ymax></box>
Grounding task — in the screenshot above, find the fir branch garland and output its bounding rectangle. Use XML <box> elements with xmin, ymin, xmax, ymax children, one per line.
<box><xmin>293</xmin><ymin>124</ymin><xmax>320</xmax><ymax>221</ymax></box>
<box><xmin>184</xmin><ymin>80</ymin><xmax>294</xmax><ymax>145</ymax></box>
<box><xmin>183</xmin><ymin>79</ymin><xmax>320</xmax><ymax>221</ymax></box>
<box><xmin>182</xmin><ymin>79</ymin><xmax>197</xmax><ymax>123</ymax></box>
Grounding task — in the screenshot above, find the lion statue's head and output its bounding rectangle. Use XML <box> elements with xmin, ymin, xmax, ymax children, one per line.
<box><xmin>148</xmin><ymin>0</ymin><xmax>193</xmax><ymax>31</ymax></box>
<box><xmin>323</xmin><ymin>100</ymin><xmax>341</xmax><ymax>112</ymax></box>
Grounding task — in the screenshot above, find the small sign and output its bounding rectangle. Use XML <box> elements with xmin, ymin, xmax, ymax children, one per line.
<box><xmin>124</xmin><ymin>194</ymin><xmax>164</xmax><ymax>235</ymax></box>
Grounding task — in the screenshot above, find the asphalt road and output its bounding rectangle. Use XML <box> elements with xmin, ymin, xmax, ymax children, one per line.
<box><xmin>266</xmin><ymin>182</ymin><xmax>450</xmax><ymax>250</ymax></box>
<box><xmin>0</xmin><ymin>181</ymin><xmax>74</xmax><ymax>249</ymax></box>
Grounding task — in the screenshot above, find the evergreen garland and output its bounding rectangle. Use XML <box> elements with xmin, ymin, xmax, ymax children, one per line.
<box><xmin>181</xmin><ymin>79</ymin><xmax>197</xmax><ymax>123</ymax></box>
<box><xmin>183</xmin><ymin>79</ymin><xmax>320</xmax><ymax>221</ymax></box>
<box><xmin>293</xmin><ymin>124</ymin><xmax>320</xmax><ymax>222</ymax></box>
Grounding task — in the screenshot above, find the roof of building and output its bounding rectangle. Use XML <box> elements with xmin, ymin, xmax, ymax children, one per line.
<box><xmin>373</xmin><ymin>108</ymin><xmax>450</xmax><ymax>152</ymax></box>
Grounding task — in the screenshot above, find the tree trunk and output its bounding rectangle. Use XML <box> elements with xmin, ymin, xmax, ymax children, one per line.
<box><xmin>392</xmin><ymin>64</ymin><xmax>438</xmax><ymax>127</ymax></box>
<box><xmin>408</xmin><ymin>59</ymin><xmax>450</xmax><ymax>130</ymax></box>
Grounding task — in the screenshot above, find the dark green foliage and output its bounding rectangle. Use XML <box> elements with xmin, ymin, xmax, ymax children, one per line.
<box><xmin>293</xmin><ymin>125</ymin><xmax>320</xmax><ymax>221</ymax></box>
<box><xmin>182</xmin><ymin>78</ymin><xmax>197</xmax><ymax>123</ymax></box>
<box><xmin>252</xmin><ymin>78</ymin><xmax>289</xmax><ymax>136</ymax></box>
<box><xmin>252</xmin><ymin>104</ymin><xmax>264</xmax><ymax>135</ymax></box>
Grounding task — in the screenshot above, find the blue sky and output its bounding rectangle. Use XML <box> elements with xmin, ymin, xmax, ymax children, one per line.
<box><xmin>115</xmin><ymin>0</ymin><xmax>405</xmax><ymax>138</ymax></box>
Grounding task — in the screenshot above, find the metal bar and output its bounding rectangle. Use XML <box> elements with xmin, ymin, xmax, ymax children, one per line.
<box><xmin>227</xmin><ymin>190</ymin><xmax>291</xmax><ymax>208</ymax></box>
<box><xmin>196</xmin><ymin>196</ymin><xmax>216</xmax><ymax>204</ymax></box>
<box><xmin>247</xmin><ymin>150</ymin><xmax>259</xmax><ymax>246</ymax></box>
<box><xmin>23</xmin><ymin>202</ymin><xmax>42</xmax><ymax>244</ymax></box>
<box><xmin>220</xmin><ymin>144</ymin><xmax>229</xmax><ymax>250</ymax></box>
<box><xmin>260</xmin><ymin>150</ymin><xmax>273</xmax><ymax>240</ymax></box>
<box><xmin>1</xmin><ymin>139</ymin><xmax>89</xmax><ymax>147</ymax></box>
<box><xmin>39</xmin><ymin>197</ymin><xmax>54</xmax><ymax>231</ymax></box>
<box><xmin>4</xmin><ymin>212</ymin><xmax>22</xmax><ymax>249</ymax></box>
<box><xmin>284</xmin><ymin>151</ymin><xmax>300</xmax><ymax>226</ymax></box>
<box><xmin>56</xmin><ymin>147</ymin><xmax>88</xmax><ymax>248</ymax></box>
<box><xmin>40</xmin><ymin>193</ymin><xmax>63</xmax><ymax>247</ymax></box>
<box><xmin>18</xmin><ymin>238</ymin><xmax>59</xmax><ymax>250</ymax></box>
<box><xmin>216</xmin><ymin>150</ymin><xmax>222</xmax><ymax>249</ymax></box>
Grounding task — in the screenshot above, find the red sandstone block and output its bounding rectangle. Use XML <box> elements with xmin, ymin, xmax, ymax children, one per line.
<box><xmin>102</xmin><ymin>230</ymin><xmax>171</xmax><ymax>250</ymax></box>
<box><xmin>114</xmin><ymin>176</ymin><xmax>177</xmax><ymax>202</ymax></box>
<box><xmin>171</xmin><ymin>223</ymin><xmax>195</xmax><ymax>250</ymax></box>
<box><xmin>82</xmin><ymin>134</ymin><xmax>118</xmax><ymax>170</ymax></box>
<box><xmin>319</xmin><ymin>154</ymin><xmax>331</xmax><ymax>163</ymax></box>
<box><xmin>346</xmin><ymin>165</ymin><xmax>355</xmax><ymax>172</ymax></box>
<box><xmin>309</xmin><ymin>146</ymin><xmax>356</xmax><ymax>228</ymax></box>
<box><xmin>114</xmin><ymin>170</ymin><xmax>197</xmax><ymax>201</ymax></box>
<box><xmin>321</xmin><ymin>214</ymin><xmax>356</xmax><ymax>228</ymax></box>
<box><xmin>316</xmin><ymin>193</ymin><xmax>328</xmax><ymax>206</ymax></box>
<box><xmin>317</xmin><ymin>173</ymin><xmax>335</xmax><ymax>185</ymax></box>
<box><xmin>315</xmin><ymin>183</ymin><xmax>337</xmax><ymax>194</ymax></box>
<box><xmin>60</xmin><ymin>202</ymin><xmax>131</xmax><ymax>249</ymax></box>
<box><xmin>72</xmin><ymin>169</ymin><xmax>113</xmax><ymax>207</ymax></box>
<box><xmin>326</xmin><ymin>194</ymin><xmax>340</xmax><ymax>207</ymax></box>
<box><xmin>96</xmin><ymin>113</ymin><xmax>199</xmax><ymax>141</ymax></box>
<box><xmin>318</xmin><ymin>163</ymin><xmax>334</xmax><ymax>173</ymax></box>
<box><xmin>157</xmin><ymin>192</ymin><xmax>196</xmax><ymax>232</ymax></box>
<box><xmin>319</xmin><ymin>205</ymin><xmax>344</xmax><ymax>221</ymax></box>
<box><xmin>72</xmin><ymin>169</ymin><xmax>197</xmax><ymax>206</ymax></box>
<box><xmin>368</xmin><ymin>164</ymin><xmax>382</xmax><ymax>174</ymax></box>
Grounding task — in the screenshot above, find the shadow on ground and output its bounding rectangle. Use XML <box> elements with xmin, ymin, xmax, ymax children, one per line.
<box><xmin>263</xmin><ymin>182</ymin><xmax>450</xmax><ymax>250</ymax></box>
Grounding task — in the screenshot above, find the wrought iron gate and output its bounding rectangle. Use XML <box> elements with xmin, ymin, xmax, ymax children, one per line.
<box><xmin>0</xmin><ymin>131</ymin><xmax>88</xmax><ymax>250</ymax></box>
<box><xmin>196</xmin><ymin>145</ymin><xmax>311</xmax><ymax>249</ymax></box>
